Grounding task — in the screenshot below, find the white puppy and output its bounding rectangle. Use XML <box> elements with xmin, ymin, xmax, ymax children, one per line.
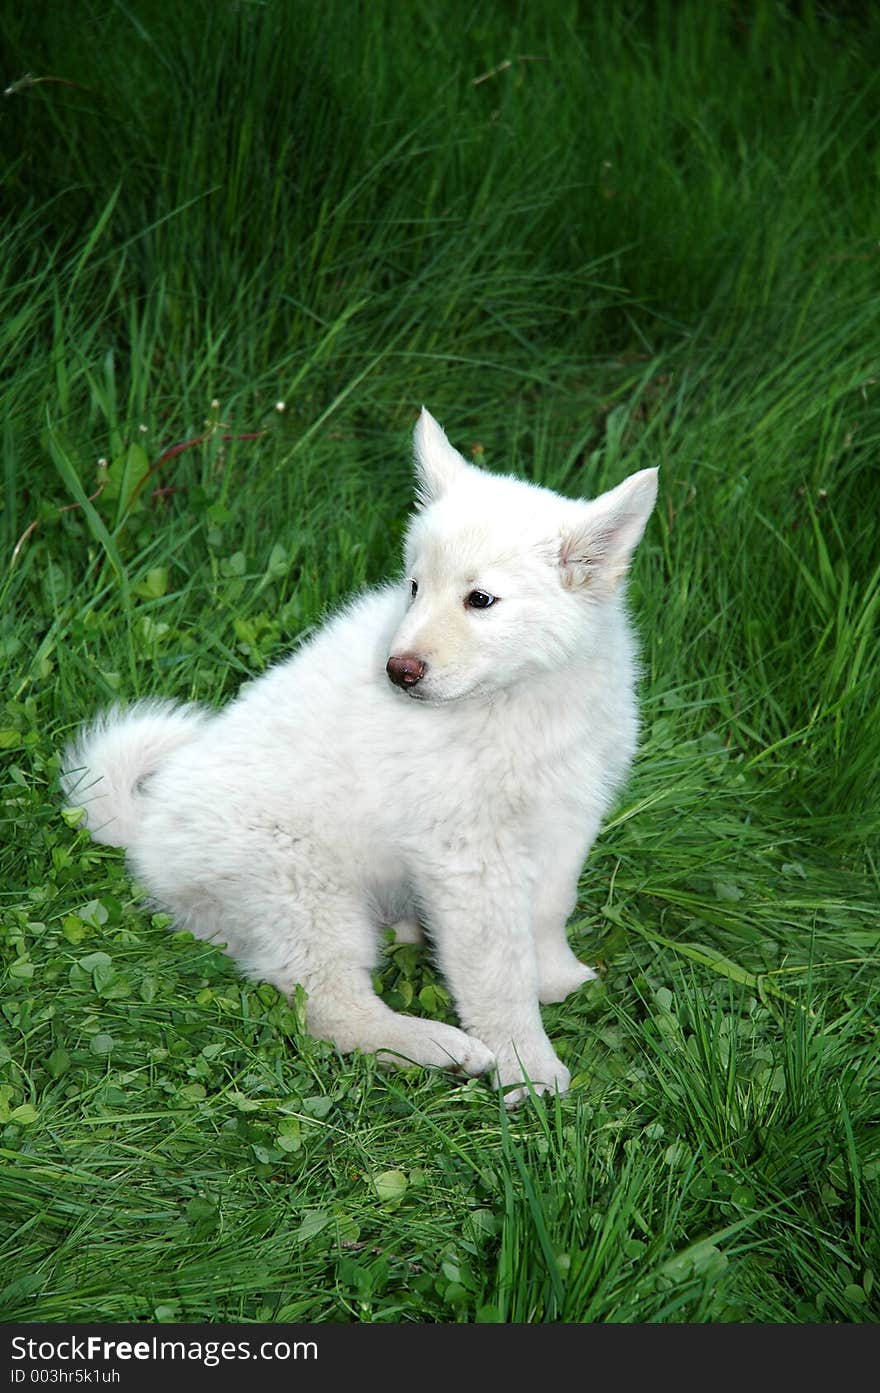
<box><xmin>63</xmin><ymin>409</ymin><xmax>657</xmax><ymax>1103</ymax></box>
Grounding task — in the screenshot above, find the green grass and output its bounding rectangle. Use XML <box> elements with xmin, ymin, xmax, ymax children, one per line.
<box><xmin>1</xmin><ymin>0</ymin><xmax>878</xmax><ymax>1323</ymax></box>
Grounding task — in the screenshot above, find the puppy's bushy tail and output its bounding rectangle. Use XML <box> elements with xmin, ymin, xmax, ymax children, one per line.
<box><xmin>60</xmin><ymin>700</ymin><xmax>207</xmax><ymax>848</ymax></box>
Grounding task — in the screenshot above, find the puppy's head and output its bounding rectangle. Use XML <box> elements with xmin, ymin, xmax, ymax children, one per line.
<box><xmin>385</xmin><ymin>408</ymin><xmax>657</xmax><ymax>704</ymax></box>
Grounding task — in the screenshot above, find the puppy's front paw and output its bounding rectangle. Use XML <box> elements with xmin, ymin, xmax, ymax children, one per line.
<box><xmin>492</xmin><ymin>1039</ymin><xmax>571</xmax><ymax>1108</ymax></box>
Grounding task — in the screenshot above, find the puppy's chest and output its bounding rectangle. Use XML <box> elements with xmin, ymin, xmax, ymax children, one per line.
<box><xmin>412</xmin><ymin>720</ymin><xmax>593</xmax><ymax>829</ymax></box>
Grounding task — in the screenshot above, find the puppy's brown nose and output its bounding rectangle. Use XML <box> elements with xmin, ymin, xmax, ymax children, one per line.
<box><xmin>386</xmin><ymin>653</ymin><xmax>427</xmax><ymax>689</ymax></box>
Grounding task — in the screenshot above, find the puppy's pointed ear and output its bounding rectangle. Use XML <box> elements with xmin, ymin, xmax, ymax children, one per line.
<box><xmin>559</xmin><ymin>467</ymin><xmax>658</xmax><ymax>594</ymax></box>
<box><xmin>413</xmin><ymin>407</ymin><xmax>469</xmax><ymax>505</ymax></box>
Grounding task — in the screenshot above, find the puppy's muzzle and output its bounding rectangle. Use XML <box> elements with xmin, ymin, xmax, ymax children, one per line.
<box><xmin>386</xmin><ymin>653</ymin><xmax>427</xmax><ymax>689</ymax></box>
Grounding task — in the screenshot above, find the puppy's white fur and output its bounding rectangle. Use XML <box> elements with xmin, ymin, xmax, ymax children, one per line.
<box><xmin>62</xmin><ymin>409</ymin><xmax>657</xmax><ymax>1103</ymax></box>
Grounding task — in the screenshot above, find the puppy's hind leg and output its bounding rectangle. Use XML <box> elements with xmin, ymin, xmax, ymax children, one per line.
<box><xmin>388</xmin><ymin>917</ymin><xmax>423</xmax><ymax>945</ymax></box>
<box><xmin>283</xmin><ymin>899</ymin><xmax>492</xmax><ymax>1076</ymax></box>
<box><xmin>532</xmin><ymin>821</ymin><xmax>599</xmax><ymax>1005</ymax></box>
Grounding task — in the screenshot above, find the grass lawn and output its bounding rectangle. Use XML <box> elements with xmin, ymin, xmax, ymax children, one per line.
<box><xmin>1</xmin><ymin>0</ymin><xmax>878</xmax><ymax>1323</ymax></box>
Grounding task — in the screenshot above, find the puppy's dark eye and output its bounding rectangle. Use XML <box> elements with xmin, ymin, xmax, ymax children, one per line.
<box><xmin>466</xmin><ymin>590</ymin><xmax>496</xmax><ymax>609</ymax></box>
<box><xmin>410</xmin><ymin>580</ymin><xmax>418</xmax><ymax>598</ymax></box>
